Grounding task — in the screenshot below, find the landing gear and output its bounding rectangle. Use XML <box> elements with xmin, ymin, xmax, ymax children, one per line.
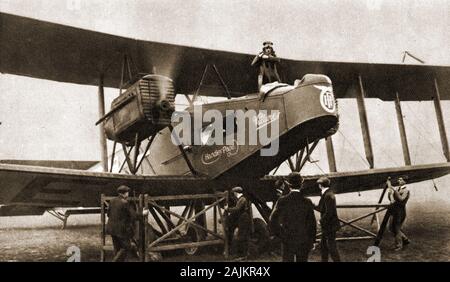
<box><xmin>272</xmin><ymin>137</ymin><xmax>321</xmax><ymax>175</ymax></box>
<box><xmin>100</xmin><ymin>192</ymin><xmax>230</xmax><ymax>261</ymax></box>
<box><xmin>47</xmin><ymin>208</ymin><xmax>101</xmax><ymax>229</ymax></box>
<box><xmin>315</xmin><ymin>203</ymin><xmax>391</xmax><ymax>244</ymax></box>
<box><xmin>249</xmin><ymin>218</ymin><xmax>272</xmax><ymax>256</ymax></box>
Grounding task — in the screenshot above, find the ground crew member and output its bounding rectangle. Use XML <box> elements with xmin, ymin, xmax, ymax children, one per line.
<box><xmin>275</xmin><ymin>178</ymin><xmax>291</xmax><ymax>196</ymax></box>
<box><xmin>387</xmin><ymin>176</ymin><xmax>410</xmax><ymax>251</ymax></box>
<box><xmin>251</xmin><ymin>41</ymin><xmax>282</xmax><ymax>91</ymax></box>
<box><xmin>226</xmin><ymin>187</ymin><xmax>252</xmax><ymax>259</ymax></box>
<box><xmin>316</xmin><ymin>177</ymin><xmax>341</xmax><ymax>262</ymax></box>
<box><xmin>268</xmin><ymin>172</ymin><xmax>317</xmax><ymax>262</ymax></box>
<box><xmin>106</xmin><ymin>185</ymin><xmax>138</xmax><ymax>262</ymax></box>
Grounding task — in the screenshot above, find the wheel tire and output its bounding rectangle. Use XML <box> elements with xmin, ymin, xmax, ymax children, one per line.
<box><xmin>184</xmin><ymin>226</ymin><xmax>200</xmax><ymax>256</ymax></box>
<box><xmin>251</xmin><ymin>218</ymin><xmax>271</xmax><ymax>254</ymax></box>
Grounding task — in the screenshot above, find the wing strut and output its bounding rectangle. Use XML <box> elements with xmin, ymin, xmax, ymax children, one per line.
<box><xmin>357</xmin><ymin>75</ymin><xmax>374</xmax><ymax>168</ymax></box>
<box><xmin>211</xmin><ymin>64</ymin><xmax>232</xmax><ymax>100</ymax></box>
<box><xmin>192</xmin><ymin>64</ymin><xmax>232</xmax><ymax>104</ymax></box>
<box><xmin>433</xmin><ymin>78</ymin><xmax>450</xmax><ymax>162</ymax></box>
<box><xmin>115</xmin><ymin>134</ymin><xmax>156</xmax><ymax>174</ymax></box>
<box><xmin>109</xmin><ymin>141</ymin><xmax>117</xmax><ymax>172</ymax></box>
<box><xmin>325</xmin><ymin>136</ymin><xmax>337</xmax><ymax>172</ymax></box>
<box><xmin>394</xmin><ymin>92</ymin><xmax>412</xmax><ymax>165</ymax></box>
<box><xmin>98</xmin><ymin>74</ymin><xmax>108</xmax><ymax>172</ymax></box>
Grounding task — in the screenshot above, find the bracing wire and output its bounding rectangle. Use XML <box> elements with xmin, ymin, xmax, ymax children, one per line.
<box><xmin>336</xmin><ymin>130</ymin><xmax>370</xmax><ymax>167</ymax></box>
<box><xmin>313</xmin><ymin>161</ymin><xmax>326</xmax><ymax>174</ymax></box>
<box><xmin>403</xmin><ymin>102</ymin><xmax>443</xmax><ymax>158</ymax></box>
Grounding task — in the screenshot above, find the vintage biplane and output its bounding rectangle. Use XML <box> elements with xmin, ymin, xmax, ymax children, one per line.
<box><xmin>1</xmin><ymin>12</ymin><xmax>450</xmax><ymax>257</ymax></box>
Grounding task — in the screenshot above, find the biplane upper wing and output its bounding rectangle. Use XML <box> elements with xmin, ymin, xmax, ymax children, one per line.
<box><xmin>1</xmin><ymin>12</ymin><xmax>449</xmax><ymax>100</ymax></box>
<box><xmin>1</xmin><ymin>162</ymin><xmax>449</xmax><ymax>215</ymax></box>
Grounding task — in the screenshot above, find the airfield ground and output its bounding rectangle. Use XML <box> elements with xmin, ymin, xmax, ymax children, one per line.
<box><xmin>0</xmin><ymin>202</ymin><xmax>449</xmax><ymax>262</ymax></box>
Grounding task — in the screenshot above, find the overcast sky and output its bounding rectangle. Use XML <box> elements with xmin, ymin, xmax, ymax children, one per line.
<box><xmin>0</xmin><ymin>0</ymin><xmax>449</xmax><ymax>174</ymax></box>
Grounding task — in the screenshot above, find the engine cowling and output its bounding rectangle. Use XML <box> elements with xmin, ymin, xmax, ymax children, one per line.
<box><xmin>104</xmin><ymin>74</ymin><xmax>175</xmax><ymax>144</ymax></box>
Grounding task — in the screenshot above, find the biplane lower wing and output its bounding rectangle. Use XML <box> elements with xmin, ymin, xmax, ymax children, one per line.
<box><xmin>0</xmin><ymin>160</ymin><xmax>99</xmax><ymax>170</ymax></box>
<box><xmin>261</xmin><ymin>162</ymin><xmax>450</xmax><ymax>197</ymax></box>
<box><xmin>0</xmin><ymin>205</ymin><xmax>47</xmax><ymax>217</ymax></box>
<box><xmin>0</xmin><ymin>163</ymin><xmax>216</xmax><ymax>212</ymax></box>
<box><xmin>1</xmin><ymin>162</ymin><xmax>449</xmax><ymax>216</ymax></box>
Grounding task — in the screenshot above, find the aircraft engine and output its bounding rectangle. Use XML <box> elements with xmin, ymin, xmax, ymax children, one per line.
<box><xmin>103</xmin><ymin>74</ymin><xmax>175</xmax><ymax>145</ymax></box>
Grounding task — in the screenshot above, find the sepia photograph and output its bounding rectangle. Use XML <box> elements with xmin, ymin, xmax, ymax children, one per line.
<box><xmin>0</xmin><ymin>0</ymin><xmax>449</xmax><ymax>269</ymax></box>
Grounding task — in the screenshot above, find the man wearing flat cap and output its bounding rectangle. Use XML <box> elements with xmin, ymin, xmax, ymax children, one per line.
<box><xmin>226</xmin><ymin>187</ymin><xmax>251</xmax><ymax>259</ymax></box>
<box><xmin>106</xmin><ymin>185</ymin><xmax>138</xmax><ymax>262</ymax></box>
<box><xmin>316</xmin><ymin>177</ymin><xmax>341</xmax><ymax>262</ymax></box>
<box><xmin>269</xmin><ymin>172</ymin><xmax>317</xmax><ymax>262</ymax></box>
<box><xmin>251</xmin><ymin>41</ymin><xmax>282</xmax><ymax>93</ymax></box>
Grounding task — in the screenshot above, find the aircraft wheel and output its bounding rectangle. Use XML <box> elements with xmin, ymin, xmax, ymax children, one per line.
<box><xmin>184</xmin><ymin>226</ymin><xmax>200</xmax><ymax>256</ymax></box>
<box><xmin>250</xmin><ymin>218</ymin><xmax>271</xmax><ymax>255</ymax></box>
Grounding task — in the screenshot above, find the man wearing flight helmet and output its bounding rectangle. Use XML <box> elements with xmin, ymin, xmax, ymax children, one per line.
<box><xmin>251</xmin><ymin>41</ymin><xmax>282</xmax><ymax>92</ymax></box>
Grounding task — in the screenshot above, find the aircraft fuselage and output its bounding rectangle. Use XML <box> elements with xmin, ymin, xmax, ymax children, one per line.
<box><xmin>144</xmin><ymin>74</ymin><xmax>339</xmax><ymax>179</ymax></box>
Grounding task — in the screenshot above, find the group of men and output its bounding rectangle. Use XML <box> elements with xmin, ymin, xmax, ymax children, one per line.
<box><xmin>268</xmin><ymin>172</ymin><xmax>341</xmax><ymax>262</ymax></box>
<box><xmin>221</xmin><ymin>172</ymin><xmax>341</xmax><ymax>262</ymax></box>
<box><xmin>266</xmin><ymin>172</ymin><xmax>410</xmax><ymax>261</ymax></box>
<box><xmin>105</xmin><ymin>173</ymin><xmax>410</xmax><ymax>262</ymax></box>
<box><xmin>217</xmin><ymin>173</ymin><xmax>410</xmax><ymax>262</ymax></box>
